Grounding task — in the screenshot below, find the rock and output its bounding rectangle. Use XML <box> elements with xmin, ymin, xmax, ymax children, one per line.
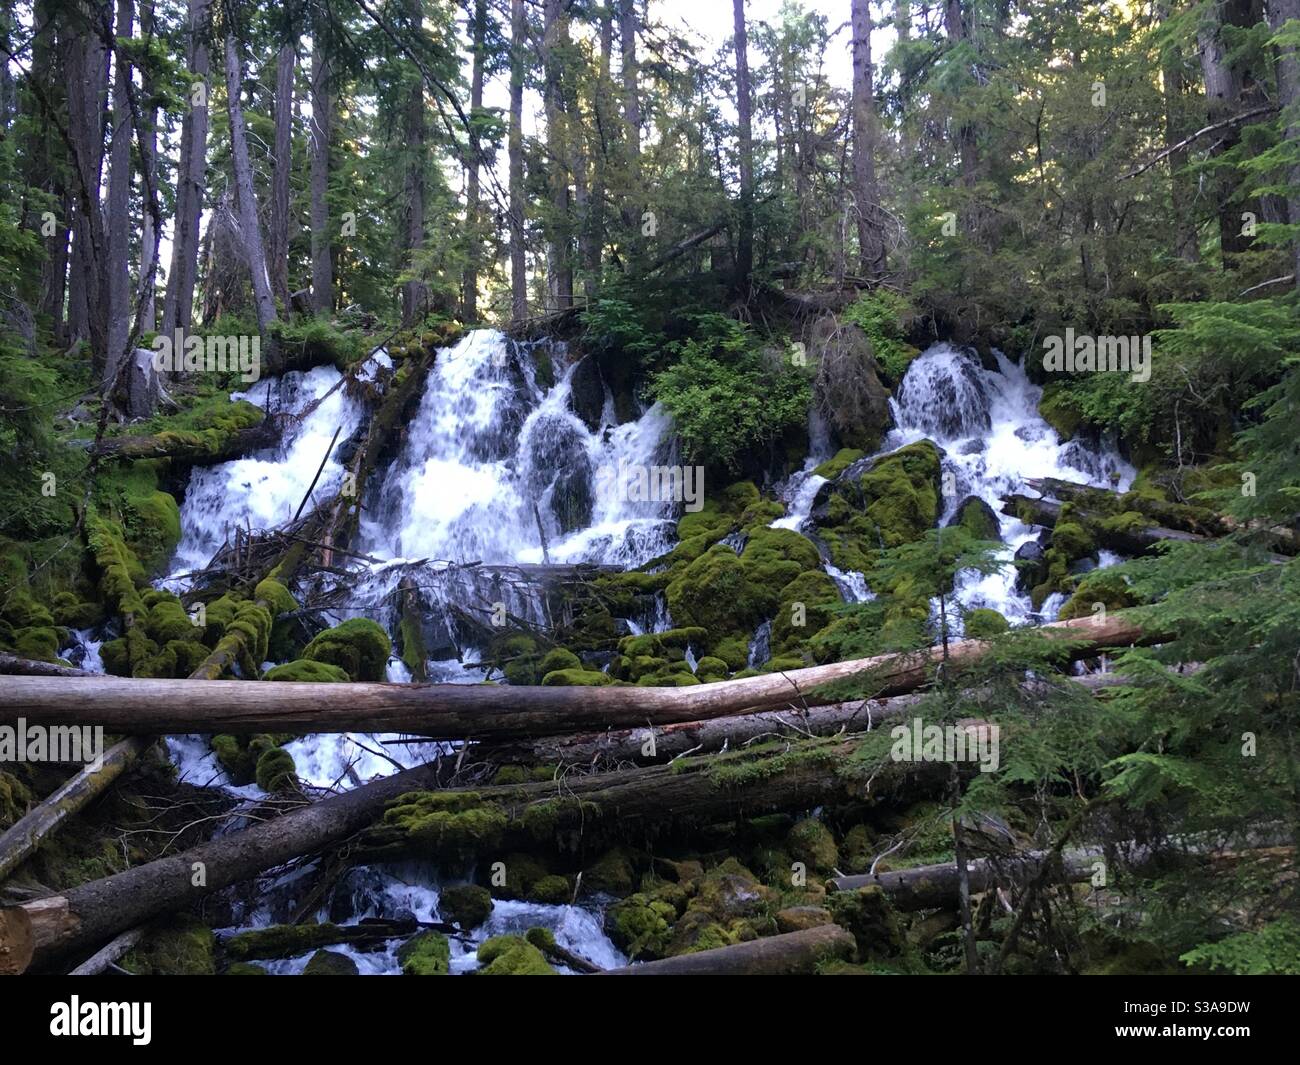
<box><xmin>302</xmin><ymin>949</ymin><xmax>358</xmax><ymax>975</ymax></box>
<box><xmin>438</xmin><ymin>883</ymin><xmax>493</xmax><ymax>930</ymax></box>
<box><xmin>945</xmin><ymin>495</ymin><xmax>1002</xmax><ymax>542</ymax></box>
<box><xmin>829</xmin><ymin>886</ymin><xmax>905</xmax><ymax>958</ymax></box>
<box><xmin>583</xmin><ymin>848</ymin><xmax>637</xmax><ymax>896</ymax></box>
<box><xmin>786</xmin><ymin>818</ymin><xmax>839</xmax><ymax>873</ymax></box>
<box><xmin>776</xmin><ymin>906</ymin><xmax>834</xmax><ymax>933</ymax></box>
<box><xmin>474</xmin><ymin>934</ymin><xmax>556</xmax><ymax>975</ymax></box>
<box><xmin>1013</xmin><ymin>538</ymin><xmax>1048</xmax><ymax>595</ymax></box>
<box><xmin>808</xmin><ymin>315</ymin><xmax>893</xmax><ymax>452</ymax></box>
<box><xmin>397</xmin><ymin>931</ymin><xmax>450</xmax><ymax>975</ymax></box>
<box><xmin>124</xmin><ymin>346</ymin><xmax>171</xmax><ymax>419</ymax></box>
<box><xmin>568</xmin><ymin>355</ymin><xmax>606</xmax><ymax>431</ymax></box>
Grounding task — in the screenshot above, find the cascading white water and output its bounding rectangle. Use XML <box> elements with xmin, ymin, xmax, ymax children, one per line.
<box><xmin>885</xmin><ymin>343</ymin><xmax>1133</xmax><ymax>629</ymax></box>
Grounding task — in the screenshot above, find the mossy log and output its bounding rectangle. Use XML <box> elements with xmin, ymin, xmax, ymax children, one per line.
<box><xmin>828</xmin><ymin>826</ymin><xmax>1293</xmax><ymax>910</ymax></box>
<box><xmin>1004</xmin><ymin>493</ymin><xmax>1207</xmax><ymax>555</ymax></box>
<box><xmin>0</xmin><ymin>760</ymin><xmax>443</xmax><ymax>974</ymax></box>
<box><xmin>480</xmin><ymin>673</ymin><xmax>1131</xmax><ymax>767</ymax></box>
<box><xmin>0</xmin><ymin>613</ymin><xmax>1150</xmax><ymax>737</ymax></box>
<box><xmin>0</xmin><ymin>738</ymin><xmax>151</xmax><ymax>884</ymax></box>
<box><xmin>600</xmin><ymin>924</ymin><xmax>854</xmax><ymax>975</ymax></box>
<box><xmin>88</xmin><ymin>413</ymin><xmax>289</xmax><ymax>465</ymax></box>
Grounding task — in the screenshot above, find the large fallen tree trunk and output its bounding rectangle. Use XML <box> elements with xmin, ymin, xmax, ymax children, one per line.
<box><xmin>0</xmin><ymin>760</ymin><xmax>443</xmax><ymax>974</ymax></box>
<box><xmin>601</xmin><ymin>924</ymin><xmax>855</xmax><ymax>975</ymax></box>
<box><xmin>480</xmin><ymin>672</ymin><xmax>1132</xmax><ymax>767</ymax></box>
<box><xmin>1003</xmin><ymin>493</ymin><xmax>1205</xmax><ymax>555</ymax></box>
<box><xmin>87</xmin><ymin>412</ymin><xmax>290</xmax><ymax>464</ymax></box>
<box><xmin>0</xmin><ymin>613</ymin><xmax>1149</xmax><ymax>738</ymax></box>
<box><xmin>828</xmin><ymin>827</ymin><xmax>1293</xmax><ymax>910</ymax></box>
<box><xmin>0</xmin><ymin>654</ymin><xmax>107</xmax><ymax>678</ymax></box>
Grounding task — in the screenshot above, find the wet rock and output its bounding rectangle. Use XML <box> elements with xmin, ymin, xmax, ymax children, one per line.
<box><xmin>302</xmin><ymin>949</ymin><xmax>358</xmax><ymax>975</ymax></box>
<box><xmin>945</xmin><ymin>495</ymin><xmax>1002</xmax><ymax>542</ymax></box>
<box><xmin>1013</xmin><ymin>539</ymin><xmax>1048</xmax><ymax>595</ymax></box>
<box><xmin>568</xmin><ymin>355</ymin><xmax>606</xmax><ymax>431</ymax></box>
<box><xmin>776</xmin><ymin>906</ymin><xmax>834</xmax><ymax>933</ymax></box>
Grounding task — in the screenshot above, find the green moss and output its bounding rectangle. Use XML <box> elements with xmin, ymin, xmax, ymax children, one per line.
<box><xmin>253</xmin><ymin>578</ymin><xmax>298</xmax><ymax>616</ymax></box>
<box><xmin>529</xmin><ymin>874</ymin><xmax>572</xmax><ymax>904</ymax></box>
<box><xmin>379</xmin><ymin>791</ymin><xmax>508</xmax><ymax>854</ymax></box>
<box><xmin>225</xmin><ymin>922</ymin><xmax>355</xmax><ymax>961</ymax></box>
<box><xmin>143</xmin><ymin>594</ymin><xmax>199</xmax><ymax>643</ymax></box>
<box><xmin>538</xmin><ymin>647</ymin><xmax>581</xmax><ymax>674</ymax></box>
<box><xmin>770</xmin><ymin>569</ymin><xmax>842</xmax><ymax>656</ymax></box>
<box><xmin>50</xmin><ymin>592</ymin><xmax>105</xmax><ymax>630</ymax></box>
<box><xmin>0</xmin><ymin>769</ymin><xmax>33</xmax><ymax>828</ymax></box>
<box><xmin>786</xmin><ymin>818</ymin><xmax>839</xmax><ymax>872</ymax></box>
<box><xmin>963</xmin><ymin>607</ymin><xmax>1009</xmax><ymax>637</ymax></box>
<box><xmin>121</xmin><ymin>915</ymin><xmax>215</xmax><ymax>975</ymax></box>
<box><xmin>225</xmin><ymin>962</ymin><xmax>268</xmax><ymax>975</ymax></box>
<box><xmin>694</xmin><ymin>656</ymin><xmax>729</xmax><ymax>681</ymax></box>
<box><xmin>303</xmin><ymin>618</ymin><xmax>391</xmax><ymax>681</ymax></box>
<box><xmin>1058</xmin><ymin>569</ymin><xmax>1136</xmax><ymax>620</ymax></box>
<box><xmin>397</xmin><ymin>931</ymin><xmax>451</xmax><ymax>975</ymax></box>
<box><xmin>829</xmin><ymin>885</ymin><xmax>904</xmax><ymax>958</ymax></box>
<box><xmin>605</xmin><ymin>894</ymin><xmax>677</xmax><ymax>959</ymax></box>
<box><xmin>86</xmin><ymin>514</ymin><xmax>147</xmax><ymax>617</ymax></box>
<box><xmin>439</xmin><ymin>883</ymin><xmax>494</xmax><ymax>930</ymax></box>
<box><xmin>255</xmin><ymin>746</ymin><xmax>298</xmax><ymax>793</ymax></box>
<box><xmin>1038</xmin><ymin>384</ymin><xmax>1084</xmax><ymax>441</ymax></box>
<box><xmin>302</xmin><ymin>949</ymin><xmax>358</xmax><ymax>975</ymax></box>
<box><xmin>1050</xmin><ymin>521</ymin><xmax>1095</xmax><ymax>560</ymax></box>
<box><xmin>264</xmin><ymin>658</ymin><xmax>351</xmax><ymax>682</ymax></box>
<box><xmin>475</xmin><ymin>934</ymin><xmax>556</xmax><ymax>975</ymax></box>
<box><xmin>540</xmin><ymin>667</ymin><xmax>613</xmax><ymax>686</ymax></box>
<box><xmin>583</xmin><ymin>848</ymin><xmax>637</xmax><ymax>896</ymax></box>
<box><xmin>676</xmin><ymin>500</ymin><xmax>734</xmax><ymax>543</ymax></box>
<box><xmin>814</xmin><ymin>448</ymin><xmax>866</xmax><ymax>480</ymax></box>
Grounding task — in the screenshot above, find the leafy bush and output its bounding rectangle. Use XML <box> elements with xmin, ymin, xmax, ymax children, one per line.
<box><xmin>648</xmin><ymin>314</ymin><xmax>810</xmax><ymax>472</ymax></box>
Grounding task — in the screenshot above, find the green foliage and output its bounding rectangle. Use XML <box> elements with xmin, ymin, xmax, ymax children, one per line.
<box><xmin>842</xmin><ymin>291</ymin><xmax>920</xmax><ymax>385</ymax></box>
<box><xmin>648</xmin><ymin>315</ymin><xmax>811</xmax><ymax>473</ymax></box>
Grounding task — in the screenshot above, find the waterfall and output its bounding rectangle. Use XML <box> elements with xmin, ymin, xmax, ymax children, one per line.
<box><xmin>884</xmin><ymin>343</ymin><xmax>1133</xmax><ymax>629</ymax></box>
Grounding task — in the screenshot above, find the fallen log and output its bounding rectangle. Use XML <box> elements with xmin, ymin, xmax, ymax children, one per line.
<box><xmin>0</xmin><ymin>653</ymin><xmax>107</xmax><ymax>678</ymax></box>
<box><xmin>480</xmin><ymin>672</ymin><xmax>1132</xmax><ymax>767</ymax></box>
<box><xmin>0</xmin><ymin>759</ymin><xmax>443</xmax><ymax>974</ymax></box>
<box><xmin>601</xmin><ymin>924</ymin><xmax>854</xmax><ymax>975</ymax></box>
<box><xmin>88</xmin><ymin>412</ymin><xmax>290</xmax><ymax>465</ymax></box>
<box><xmin>67</xmin><ymin>927</ymin><xmax>145</xmax><ymax>975</ymax></box>
<box><xmin>1003</xmin><ymin>493</ymin><xmax>1204</xmax><ymax>555</ymax></box>
<box><xmin>0</xmin><ymin>737</ymin><xmax>152</xmax><ymax>884</ymax></box>
<box><xmin>828</xmin><ymin>826</ymin><xmax>1293</xmax><ymax>910</ymax></box>
<box><xmin>0</xmin><ymin>613</ymin><xmax>1149</xmax><ymax>738</ymax></box>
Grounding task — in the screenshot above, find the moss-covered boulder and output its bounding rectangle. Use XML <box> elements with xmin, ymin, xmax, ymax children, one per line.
<box><xmin>786</xmin><ymin>818</ymin><xmax>839</xmax><ymax>873</ymax></box>
<box><xmin>962</xmin><ymin>608</ymin><xmax>1009</xmax><ymax>638</ymax></box>
<box><xmin>583</xmin><ymin>848</ymin><xmax>637</xmax><ymax>896</ymax></box>
<box><xmin>397</xmin><ymin>931</ymin><xmax>451</xmax><ymax>975</ymax></box>
<box><xmin>537</xmin><ymin>647</ymin><xmax>581</xmax><ymax>674</ymax></box>
<box><xmin>439</xmin><ymin>883</ymin><xmax>493</xmax><ymax>930</ymax></box>
<box><xmin>302</xmin><ymin>618</ymin><xmax>391</xmax><ymax>681</ymax></box>
<box><xmin>264</xmin><ymin>658</ymin><xmax>351</xmax><ymax>682</ymax></box>
<box><xmin>1058</xmin><ymin>569</ymin><xmax>1135</xmax><ymax>620</ymax></box>
<box><xmin>540</xmin><ymin>667</ymin><xmax>613</xmax><ymax>686</ymax></box>
<box><xmin>254</xmin><ymin>746</ymin><xmax>298</xmax><ymax>793</ymax></box>
<box><xmin>302</xmin><ymin>949</ymin><xmax>359</xmax><ymax>975</ymax></box>
<box><xmin>829</xmin><ymin>885</ymin><xmax>904</xmax><ymax>958</ymax></box>
<box><xmin>475</xmin><ymin>934</ymin><xmax>556</xmax><ymax>975</ymax></box>
<box><xmin>946</xmin><ymin>495</ymin><xmax>1002</xmax><ymax>542</ymax></box>
<box><xmin>605</xmin><ymin>893</ymin><xmax>677</xmax><ymax>960</ymax></box>
<box><xmin>120</xmin><ymin>915</ymin><xmax>215</xmax><ymax>975</ymax></box>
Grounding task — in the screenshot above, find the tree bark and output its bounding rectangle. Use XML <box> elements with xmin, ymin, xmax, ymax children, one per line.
<box><xmin>224</xmin><ymin>34</ymin><xmax>279</xmax><ymax>338</ymax></box>
<box><xmin>542</xmin><ymin>0</ymin><xmax>574</xmax><ymax>311</ymax></box>
<box><xmin>270</xmin><ymin>39</ymin><xmax>296</xmax><ymax>312</ymax></box>
<box><xmin>732</xmin><ymin>0</ymin><xmax>754</xmax><ymax>289</ymax></box>
<box><xmin>601</xmin><ymin>924</ymin><xmax>854</xmax><ymax>974</ymax></box>
<box><xmin>508</xmin><ymin>0</ymin><xmax>527</xmax><ymax>323</ymax></box>
<box><xmin>462</xmin><ymin>0</ymin><xmax>487</xmax><ymax>322</ymax></box>
<box><xmin>105</xmin><ymin>0</ymin><xmax>137</xmax><ymax>393</ymax></box>
<box><xmin>0</xmin><ymin>613</ymin><xmax>1149</xmax><ymax>737</ymax></box>
<box><xmin>850</xmin><ymin>0</ymin><xmax>887</xmax><ymax>279</ymax></box>
<box><xmin>161</xmin><ymin>0</ymin><xmax>211</xmax><ymax>340</ymax></box>
<box><xmin>0</xmin><ymin>760</ymin><xmax>444</xmax><ymax>973</ymax></box>
<box><xmin>1270</xmin><ymin>0</ymin><xmax>1300</xmax><ymax>290</ymax></box>
<box><xmin>137</xmin><ymin>0</ymin><xmax>160</xmax><ymax>332</ymax></box>
<box><xmin>309</xmin><ymin>15</ymin><xmax>332</xmax><ymax>315</ymax></box>
<box><xmin>401</xmin><ymin>0</ymin><xmax>428</xmax><ymax>326</ymax></box>
<box><xmin>87</xmin><ymin>413</ymin><xmax>288</xmax><ymax>464</ymax></box>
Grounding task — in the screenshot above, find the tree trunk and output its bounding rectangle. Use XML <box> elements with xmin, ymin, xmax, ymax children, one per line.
<box><xmin>0</xmin><ymin>614</ymin><xmax>1149</xmax><ymax>737</ymax></box>
<box><xmin>137</xmin><ymin>0</ymin><xmax>160</xmax><ymax>332</ymax></box>
<box><xmin>732</xmin><ymin>0</ymin><xmax>754</xmax><ymax>289</ymax></box>
<box><xmin>462</xmin><ymin>0</ymin><xmax>487</xmax><ymax>322</ymax></box>
<box><xmin>945</xmin><ymin>0</ymin><xmax>979</xmax><ymax>222</ymax></box>
<box><xmin>309</xmin><ymin>17</ymin><xmax>332</xmax><ymax>316</ymax></box>
<box><xmin>508</xmin><ymin>0</ymin><xmax>527</xmax><ymax>323</ymax></box>
<box><xmin>270</xmin><ymin>39</ymin><xmax>296</xmax><ymax>312</ymax></box>
<box><xmin>602</xmin><ymin>925</ymin><xmax>854</xmax><ymax>975</ymax></box>
<box><xmin>542</xmin><ymin>0</ymin><xmax>574</xmax><ymax>311</ymax></box>
<box><xmin>161</xmin><ymin>0</ymin><xmax>211</xmax><ymax>340</ymax></box>
<box><xmin>851</xmin><ymin>0</ymin><xmax>887</xmax><ymax>279</ymax></box>
<box><xmin>1270</xmin><ymin>0</ymin><xmax>1300</xmax><ymax>290</ymax></box>
<box><xmin>0</xmin><ymin>760</ymin><xmax>445</xmax><ymax>973</ymax></box>
<box><xmin>103</xmin><ymin>0</ymin><xmax>135</xmax><ymax>395</ymax></box>
<box><xmin>401</xmin><ymin>0</ymin><xmax>428</xmax><ymax>326</ymax></box>
<box><xmin>618</xmin><ymin>0</ymin><xmax>641</xmax><ymax>257</ymax></box>
<box><xmin>87</xmin><ymin>413</ymin><xmax>288</xmax><ymax>464</ymax></box>
<box><xmin>1198</xmin><ymin>0</ymin><xmax>1264</xmax><ymax>263</ymax></box>
<box><xmin>224</xmin><ymin>34</ymin><xmax>279</xmax><ymax>338</ymax></box>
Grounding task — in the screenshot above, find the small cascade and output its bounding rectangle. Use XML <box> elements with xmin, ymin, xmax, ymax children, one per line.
<box><xmin>883</xmin><ymin>342</ymin><xmax>1133</xmax><ymax>627</ymax></box>
<box><xmin>771</xmin><ymin>408</ymin><xmax>834</xmax><ymax>533</ymax></box>
<box><xmin>747</xmin><ymin>620</ymin><xmax>772</xmax><ymax>669</ymax></box>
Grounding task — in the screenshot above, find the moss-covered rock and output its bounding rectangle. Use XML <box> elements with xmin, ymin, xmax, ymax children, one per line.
<box><xmin>540</xmin><ymin>667</ymin><xmax>613</xmax><ymax>686</ymax></box>
<box><xmin>302</xmin><ymin>618</ymin><xmax>391</xmax><ymax>681</ymax></box>
<box><xmin>829</xmin><ymin>885</ymin><xmax>904</xmax><ymax>958</ymax></box>
<box><xmin>475</xmin><ymin>933</ymin><xmax>556</xmax><ymax>975</ymax></box>
<box><xmin>583</xmin><ymin>848</ymin><xmax>637</xmax><ymax>896</ymax></box>
<box><xmin>439</xmin><ymin>883</ymin><xmax>494</xmax><ymax>930</ymax></box>
<box><xmin>1058</xmin><ymin>569</ymin><xmax>1135</xmax><ymax>620</ymax></box>
<box><xmin>253</xmin><ymin>578</ymin><xmax>298</xmax><ymax>616</ymax></box>
<box><xmin>302</xmin><ymin>949</ymin><xmax>359</xmax><ymax>975</ymax></box>
<box><xmin>694</xmin><ymin>656</ymin><xmax>730</xmax><ymax>681</ymax></box>
<box><xmin>528</xmin><ymin>874</ymin><xmax>572</xmax><ymax>904</ymax></box>
<box><xmin>814</xmin><ymin>448</ymin><xmax>867</xmax><ymax>481</ymax></box>
<box><xmin>225</xmin><ymin>962</ymin><xmax>269</xmax><ymax>975</ymax></box>
<box><xmin>605</xmin><ymin>893</ymin><xmax>677</xmax><ymax>960</ymax></box>
<box><xmin>264</xmin><ymin>658</ymin><xmax>351</xmax><ymax>682</ymax></box>
<box><xmin>254</xmin><ymin>746</ymin><xmax>298</xmax><ymax>793</ymax></box>
<box><xmin>786</xmin><ymin>818</ymin><xmax>839</xmax><ymax>873</ymax></box>
<box><xmin>962</xmin><ymin>607</ymin><xmax>1009</xmax><ymax>638</ymax></box>
<box><xmin>397</xmin><ymin>931</ymin><xmax>451</xmax><ymax>975</ymax></box>
<box><xmin>537</xmin><ymin>647</ymin><xmax>581</xmax><ymax>674</ymax></box>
